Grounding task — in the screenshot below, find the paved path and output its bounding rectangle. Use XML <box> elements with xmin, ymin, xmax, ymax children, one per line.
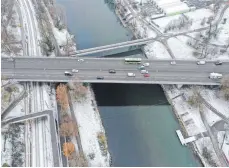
<box><xmin>200</xmin><ymin>110</ymin><xmax>228</xmax><ymax>167</ymax></box>
<box><xmin>1</xmin><ymin>89</ymin><xmax>27</xmax><ymax>120</ymax></box>
<box><xmin>198</xmin><ymin>94</ymin><xmax>229</xmax><ymax>124</ymax></box>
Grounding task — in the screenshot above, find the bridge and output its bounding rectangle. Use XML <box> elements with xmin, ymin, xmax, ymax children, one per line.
<box><xmin>2</xmin><ymin>57</ymin><xmax>228</xmax><ymax>85</ymax></box>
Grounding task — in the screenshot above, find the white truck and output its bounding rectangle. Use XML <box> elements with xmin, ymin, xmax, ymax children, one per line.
<box><xmin>209</xmin><ymin>73</ymin><xmax>222</xmax><ymax>79</ymax></box>
<box><xmin>127</xmin><ymin>73</ymin><xmax>135</xmax><ymax>77</ymax></box>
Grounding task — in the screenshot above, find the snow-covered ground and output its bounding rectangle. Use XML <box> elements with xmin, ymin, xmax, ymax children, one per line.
<box><xmin>144</xmin><ymin>41</ymin><xmax>172</xmax><ymax>59</ymax></box>
<box><xmin>200</xmin><ymin>89</ymin><xmax>229</xmax><ymax>125</ymax></box>
<box><xmin>1</xmin><ymin>124</ymin><xmax>25</xmax><ymax>167</ymax></box>
<box><xmin>195</xmin><ymin>137</ymin><xmax>221</xmax><ymax>166</ymax></box>
<box><xmin>1</xmin><ymin>4</ymin><xmax>23</xmax><ymax>57</ymax></box>
<box><xmin>154</xmin><ymin>8</ymin><xmax>214</xmax><ymax>33</ymax></box>
<box><xmin>1</xmin><ymin>84</ymin><xmax>24</xmax><ymax>113</ymax></box>
<box><xmin>165</xmin><ymin>85</ymin><xmax>229</xmax><ymax>165</ymax></box>
<box><xmin>167</xmin><ymin>36</ymin><xmax>197</xmax><ymax>59</ymax></box>
<box><xmin>210</xmin><ymin>8</ymin><xmax>229</xmax><ymax>45</ymax></box>
<box><xmin>71</xmin><ymin>87</ymin><xmax>110</xmax><ymax>167</ymax></box>
<box><xmin>42</xmin><ymin>2</ymin><xmax>77</xmax><ymax>56</ymax></box>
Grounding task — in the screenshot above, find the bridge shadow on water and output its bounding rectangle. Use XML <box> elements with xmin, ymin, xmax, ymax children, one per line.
<box><xmin>92</xmin><ymin>83</ymin><xmax>169</xmax><ymax>106</ymax></box>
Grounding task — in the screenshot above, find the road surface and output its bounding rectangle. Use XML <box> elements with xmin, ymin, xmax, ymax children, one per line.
<box><xmin>2</xmin><ymin>57</ymin><xmax>229</xmax><ymax>85</ymax></box>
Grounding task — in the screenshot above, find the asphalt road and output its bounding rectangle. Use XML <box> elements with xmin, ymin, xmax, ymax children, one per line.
<box><xmin>2</xmin><ymin>57</ymin><xmax>229</xmax><ymax>85</ymax></box>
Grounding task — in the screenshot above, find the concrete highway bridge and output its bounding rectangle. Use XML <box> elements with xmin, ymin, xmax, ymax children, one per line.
<box><xmin>2</xmin><ymin>57</ymin><xmax>229</xmax><ymax>85</ymax></box>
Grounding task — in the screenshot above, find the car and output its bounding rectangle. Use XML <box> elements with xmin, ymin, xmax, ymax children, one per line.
<box><xmin>127</xmin><ymin>73</ymin><xmax>135</xmax><ymax>77</ymax></box>
<box><xmin>138</xmin><ymin>65</ymin><xmax>145</xmax><ymax>70</ymax></box>
<box><xmin>143</xmin><ymin>63</ymin><xmax>150</xmax><ymax>67</ymax></box>
<box><xmin>144</xmin><ymin>74</ymin><xmax>150</xmax><ymax>77</ymax></box>
<box><xmin>215</xmin><ymin>61</ymin><xmax>222</xmax><ymax>65</ymax></box>
<box><xmin>78</xmin><ymin>59</ymin><xmax>84</xmax><ymax>62</ymax></box>
<box><xmin>72</xmin><ymin>69</ymin><xmax>79</xmax><ymax>73</ymax></box>
<box><xmin>7</xmin><ymin>58</ymin><xmax>14</xmax><ymax>61</ymax></box>
<box><xmin>109</xmin><ymin>69</ymin><xmax>116</xmax><ymax>73</ymax></box>
<box><xmin>170</xmin><ymin>61</ymin><xmax>176</xmax><ymax>65</ymax></box>
<box><xmin>197</xmin><ymin>60</ymin><xmax>206</xmax><ymax>65</ymax></box>
<box><xmin>64</xmin><ymin>71</ymin><xmax>73</xmax><ymax>76</ymax></box>
<box><xmin>141</xmin><ymin>70</ymin><xmax>148</xmax><ymax>74</ymax></box>
<box><xmin>97</xmin><ymin>76</ymin><xmax>104</xmax><ymax>80</ymax></box>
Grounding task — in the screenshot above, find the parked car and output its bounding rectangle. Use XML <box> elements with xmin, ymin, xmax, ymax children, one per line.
<box><xmin>170</xmin><ymin>61</ymin><xmax>176</xmax><ymax>65</ymax></box>
<box><xmin>197</xmin><ymin>60</ymin><xmax>206</xmax><ymax>65</ymax></box>
<box><xmin>64</xmin><ymin>71</ymin><xmax>73</xmax><ymax>76</ymax></box>
<box><xmin>144</xmin><ymin>74</ymin><xmax>150</xmax><ymax>77</ymax></box>
<box><xmin>127</xmin><ymin>73</ymin><xmax>135</xmax><ymax>77</ymax></box>
<box><xmin>72</xmin><ymin>69</ymin><xmax>79</xmax><ymax>73</ymax></box>
<box><xmin>109</xmin><ymin>69</ymin><xmax>116</xmax><ymax>73</ymax></box>
<box><xmin>215</xmin><ymin>61</ymin><xmax>222</xmax><ymax>65</ymax></box>
<box><xmin>141</xmin><ymin>70</ymin><xmax>149</xmax><ymax>74</ymax></box>
<box><xmin>143</xmin><ymin>62</ymin><xmax>150</xmax><ymax>67</ymax></box>
<box><xmin>78</xmin><ymin>59</ymin><xmax>84</xmax><ymax>62</ymax></box>
<box><xmin>97</xmin><ymin>76</ymin><xmax>104</xmax><ymax>80</ymax></box>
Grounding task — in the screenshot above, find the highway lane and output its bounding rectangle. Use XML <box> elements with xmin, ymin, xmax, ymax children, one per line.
<box><xmin>2</xmin><ymin>67</ymin><xmax>224</xmax><ymax>85</ymax></box>
<box><xmin>2</xmin><ymin>57</ymin><xmax>229</xmax><ymax>85</ymax></box>
<box><xmin>2</xmin><ymin>73</ymin><xmax>220</xmax><ymax>85</ymax></box>
<box><xmin>2</xmin><ymin>64</ymin><xmax>229</xmax><ymax>73</ymax></box>
<box><xmin>2</xmin><ymin>58</ymin><xmax>229</xmax><ymax>72</ymax></box>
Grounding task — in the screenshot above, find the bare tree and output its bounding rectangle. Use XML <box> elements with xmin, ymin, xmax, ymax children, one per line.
<box><xmin>225</xmin><ymin>38</ymin><xmax>229</xmax><ymax>50</ymax></box>
<box><xmin>221</xmin><ymin>75</ymin><xmax>229</xmax><ymax>100</ymax></box>
<box><xmin>69</xmin><ymin>78</ymin><xmax>88</xmax><ymax>102</ymax></box>
<box><xmin>56</xmin><ymin>84</ymin><xmax>69</xmax><ymax>112</ymax></box>
<box><xmin>69</xmin><ymin>152</ymin><xmax>88</xmax><ymax>167</ymax></box>
<box><xmin>60</xmin><ymin>120</ymin><xmax>78</xmax><ymax>137</ymax></box>
<box><xmin>187</xmin><ymin>87</ymin><xmax>203</xmax><ymax>108</ymax></box>
<box><xmin>62</xmin><ymin>34</ymin><xmax>75</xmax><ymax>56</ymax></box>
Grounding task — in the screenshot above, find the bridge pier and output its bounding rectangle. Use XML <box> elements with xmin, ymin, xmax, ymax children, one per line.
<box><xmin>176</xmin><ymin>84</ymin><xmax>183</xmax><ymax>89</ymax></box>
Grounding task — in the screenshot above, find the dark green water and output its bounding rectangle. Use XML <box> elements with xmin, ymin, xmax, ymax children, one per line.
<box><xmin>93</xmin><ymin>84</ymin><xmax>200</xmax><ymax>167</ymax></box>
<box><xmin>57</xmin><ymin>0</ymin><xmax>135</xmax><ymax>56</ymax></box>
<box><xmin>57</xmin><ymin>0</ymin><xmax>201</xmax><ymax>166</ymax></box>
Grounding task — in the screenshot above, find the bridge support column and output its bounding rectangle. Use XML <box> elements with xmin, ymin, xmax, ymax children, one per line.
<box><xmin>176</xmin><ymin>84</ymin><xmax>183</xmax><ymax>89</ymax></box>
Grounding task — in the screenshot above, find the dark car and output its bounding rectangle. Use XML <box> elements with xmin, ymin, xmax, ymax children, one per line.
<box><xmin>215</xmin><ymin>61</ymin><xmax>223</xmax><ymax>65</ymax></box>
<box><xmin>97</xmin><ymin>76</ymin><xmax>104</xmax><ymax>80</ymax></box>
<box><xmin>64</xmin><ymin>71</ymin><xmax>73</xmax><ymax>76</ymax></box>
<box><xmin>109</xmin><ymin>69</ymin><xmax>116</xmax><ymax>73</ymax></box>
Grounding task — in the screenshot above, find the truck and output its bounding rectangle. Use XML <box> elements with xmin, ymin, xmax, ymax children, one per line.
<box><xmin>209</xmin><ymin>73</ymin><xmax>222</xmax><ymax>79</ymax></box>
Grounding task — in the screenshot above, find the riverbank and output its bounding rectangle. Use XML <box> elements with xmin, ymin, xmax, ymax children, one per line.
<box><xmin>45</xmin><ymin>1</ymin><xmax>111</xmax><ymax>166</ymax></box>
<box><xmin>114</xmin><ymin>0</ymin><xmax>229</xmax><ymax>166</ymax></box>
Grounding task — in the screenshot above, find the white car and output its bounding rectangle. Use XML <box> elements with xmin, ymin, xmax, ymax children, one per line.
<box><xmin>78</xmin><ymin>59</ymin><xmax>84</xmax><ymax>62</ymax></box>
<box><xmin>72</xmin><ymin>69</ymin><xmax>79</xmax><ymax>73</ymax></box>
<box><xmin>127</xmin><ymin>73</ymin><xmax>135</xmax><ymax>77</ymax></box>
<box><xmin>197</xmin><ymin>60</ymin><xmax>206</xmax><ymax>65</ymax></box>
<box><xmin>143</xmin><ymin>63</ymin><xmax>150</xmax><ymax>67</ymax></box>
<box><xmin>141</xmin><ymin>70</ymin><xmax>148</xmax><ymax>74</ymax></box>
<box><xmin>170</xmin><ymin>61</ymin><xmax>176</xmax><ymax>65</ymax></box>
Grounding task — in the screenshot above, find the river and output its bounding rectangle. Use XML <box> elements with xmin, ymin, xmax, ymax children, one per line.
<box><xmin>57</xmin><ymin>0</ymin><xmax>200</xmax><ymax>166</ymax></box>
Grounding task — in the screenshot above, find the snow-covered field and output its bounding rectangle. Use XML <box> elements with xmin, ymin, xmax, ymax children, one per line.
<box><xmin>167</xmin><ymin>36</ymin><xmax>197</xmax><ymax>59</ymax></box>
<box><xmin>144</xmin><ymin>41</ymin><xmax>172</xmax><ymax>59</ymax></box>
<box><xmin>154</xmin><ymin>8</ymin><xmax>213</xmax><ymax>33</ymax></box>
<box><xmin>1</xmin><ymin>84</ymin><xmax>24</xmax><ymax>113</ymax></box>
<box><xmin>71</xmin><ymin>88</ymin><xmax>110</xmax><ymax>167</ymax></box>
<box><xmin>165</xmin><ymin>85</ymin><xmax>229</xmax><ymax>165</ymax></box>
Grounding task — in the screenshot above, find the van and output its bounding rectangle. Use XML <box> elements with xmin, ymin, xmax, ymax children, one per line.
<box><xmin>141</xmin><ymin>70</ymin><xmax>148</xmax><ymax>74</ymax></box>
<box><xmin>127</xmin><ymin>73</ymin><xmax>135</xmax><ymax>77</ymax></box>
<box><xmin>197</xmin><ymin>60</ymin><xmax>206</xmax><ymax>65</ymax></box>
<box><xmin>209</xmin><ymin>73</ymin><xmax>222</xmax><ymax>79</ymax></box>
<box><xmin>64</xmin><ymin>71</ymin><xmax>73</xmax><ymax>76</ymax></box>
